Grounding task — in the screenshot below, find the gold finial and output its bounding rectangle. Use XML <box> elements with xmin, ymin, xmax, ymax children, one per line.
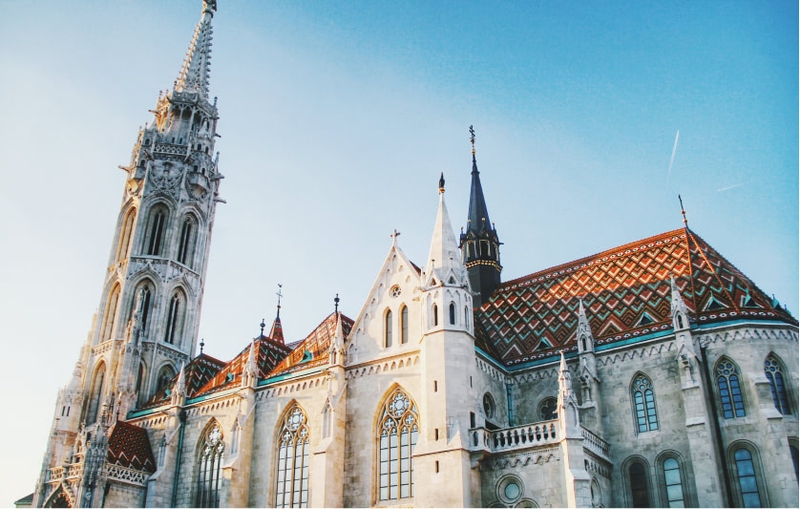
<box><xmin>678</xmin><ymin>195</ymin><xmax>688</xmax><ymax>226</ymax></box>
<box><xmin>469</xmin><ymin>125</ymin><xmax>476</xmax><ymax>155</ymax></box>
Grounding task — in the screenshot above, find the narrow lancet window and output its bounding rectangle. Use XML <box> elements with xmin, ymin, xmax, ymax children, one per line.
<box><xmin>384</xmin><ymin>309</ymin><xmax>393</xmax><ymax>348</ymax></box>
<box><xmin>146</xmin><ymin>209</ymin><xmax>167</xmax><ymax>256</ymax></box>
<box><xmin>449</xmin><ymin>302</ymin><xmax>456</xmax><ymax>325</ymax></box>
<box><xmin>764</xmin><ymin>355</ymin><xmax>791</xmax><ymax>415</ymax></box>
<box><xmin>400</xmin><ymin>305</ymin><xmax>408</xmax><ymax>344</ymax></box>
<box><xmin>177</xmin><ymin>217</ymin><xmax>195</xmax><ymax>266</ymax></box>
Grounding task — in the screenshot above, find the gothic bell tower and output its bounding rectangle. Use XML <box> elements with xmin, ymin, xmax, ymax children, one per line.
<box><xmin>34</xmin><ymin>3</ymin><xmax>223</xmax><ymax>506</ymax></box>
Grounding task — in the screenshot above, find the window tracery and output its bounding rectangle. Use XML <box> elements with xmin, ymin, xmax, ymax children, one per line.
<box><xmin>378</xmin><ymin>388</ymin><xmax>418</xmax><ymax>501</ymax></box>
<box><xmin>276</xmin><ymin>405</ymin><xmax>310</xmax><ymax>508</ymax></box>
<box><xmin>716</xmin><ymin>359</ymin><xmax>745</xmax><ymax>418</ymax></box>
<box><xmin>631</xmin><ymin>375</ymin><xmax>658</xmax><ymax>433</ymax></box>
<box><xmin>197</xmin><ymin>423</ymin><xmax>224</xmax><ymax>508</ymax></box>
<box><xmin>764</xmin><ymin>355</ymin><xmax>791</xmax><ymax>415</ymax></box>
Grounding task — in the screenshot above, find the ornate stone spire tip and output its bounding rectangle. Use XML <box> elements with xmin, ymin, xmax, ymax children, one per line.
<box><xmin>438</xmin><ymin>172</ymin><xmax>445</xmax><ymax>194</ymax></box>
<box><xmin>469</xmin><ymin>125</ymin><xmax>476</xmax><ymax>155</ymax></box>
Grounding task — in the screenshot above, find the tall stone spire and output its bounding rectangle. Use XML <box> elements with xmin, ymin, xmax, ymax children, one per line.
<box><xmin>174</xmin><ymin>1</ymin><xmax>217</xmax><ymax>99</ymax></box>
<box><xmin>459</xmin><ymin>126</ymin><xmax>502</xmax><ymax>306</ymax></box>
<box><xmin>269</xmin><ymin>284</ymin><xmax>285</xmax><ymax>344</ymax></box>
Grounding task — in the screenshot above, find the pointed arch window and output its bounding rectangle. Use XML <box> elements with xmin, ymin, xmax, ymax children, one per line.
<box><xmin>100</xmin><ymin>284</ymin><xmax>121</xmax><ymax>342</ymax></box>
<box><xmin>432</xmin><ymin>304</ymin><xmax>439</xmax><ymax>327</ymax></box>
<box><xmin>85</xmin><ymin>362</ymin><xmax>106</xmax><ymax>424</ymax></box>
<box><xmin>156</xmin><ymin>365</ymin><xmax>175</xmax><ymax>394</ymax></box>
<box><xmin>144</xmin><ymin>207</ymin><xmax>168</xmax><ymax>256</ymax></box>
<box><xmin>196</xmin><ymin>423</ymin><xmax>224</xmax><ymax>508</ymax></box>
<box><xmin>400</xmin><ymin>305</ymin><xmax>408</xmax><ymax>344</ymax></box>
<box><xmin>632</xmin><ymin>375</ymin><xmax>658</xmax><ymax>433</ymax></box>
<box><xmin>449</xmin><ymin>302</ymin><xmax>456</xmax><ymax>325</ymax></box>
<box><xmin>716</xmin><ymin>359</ymin><xmax>746</xmax><ymax>418</ymax></box>
<box><xmin>764</xmin><ymin>355</ymin><xmax>791</xmax><ymax>415</ymax></box>
<box><xmin>115</xmin><ymin>208</ymin><xmax>136</xmax><ymax>262</ymax></box>
<box><xmin>164</xmin><ymin>291</ymin><xmax>185</xmax><ymax>345</ymax></box>
<box><xmin>378</xmin><ymin>388</ymin><xmax>419</xmax><ymax>501</ymax></box>
<box><xmin>661</xmin><ymin>457</ymin><xmax>686</xmax><ymax>507</ymax></box>
<box><xmin>177</xmin><ymin>216</ymin><xmax>196</xmax><ymax>267</ymax></box>
<box><xmin>628</xmin><ymin>461</ymin><xmax>651</xmax><ymax>508</ymax></box>
<box><xmin>732</xmin><ymin>447</ymin><xmax>762</xmax><ymax>508</ymax></box>
<box><xmin>276</xmin><ymin>405</ymin><xmax>310</xmax><ymax>508</ymax></box>
<box><xmin>384</xmin><ymin>309</ymin><xmax>393</xmax><ymax>348</ymax></box>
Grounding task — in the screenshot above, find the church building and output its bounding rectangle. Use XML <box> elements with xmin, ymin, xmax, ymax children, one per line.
<box><xmin>31</xmin><ymin>2</ymin><xmax>798</xmax><ymax>507</ymax></box>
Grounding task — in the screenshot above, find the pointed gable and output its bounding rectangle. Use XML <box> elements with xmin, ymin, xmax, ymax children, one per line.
<box><xmin>107</xmin><ymin>421</ymin><xmax>156</xmax><ymax>473</ymax></box>
<box><xmin>478</xmin><ymin>228</ymin><xmax>796</xmax><ymax>367</ymax></box>
<box><xmin>139</xmin><ymin>353</ymin><xmax>226</xmax><ymax>410</ymax></box>
<box><xmin>194</xmin><ymin>336</ymin><xmax>293</xmax><ymax>397</ymax></box>
<box><xmin>268</xmin><ymin>313</ymin><xmax>354</xmax><ymax>378</ymax></box>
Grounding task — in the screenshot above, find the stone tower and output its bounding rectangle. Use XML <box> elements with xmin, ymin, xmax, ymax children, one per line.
<box><xmin>459</xmin><ymin>127</ymin><xmax>501</xmax><ymax>307</ymax></box>
<box><xmin>33</xmin><ymin>1</ymin><xmax>223</xmax><ymax>506</ymax></box>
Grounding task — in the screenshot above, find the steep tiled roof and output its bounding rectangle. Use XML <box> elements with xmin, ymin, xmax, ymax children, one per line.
<box><xmin>268</xmin><ymin>312</ymin><xmax>354</xmax><ymax>378</ymax></box>
<box><xmin>139</xmin><ymin>353</ymin><xmax>226</xmax><ymax>410</ymax></box>
<box><xmin>107</xmin><ymin>421</ymin><xmax>155</xmax><ymax>473</ymax></box>
<box><xmin>194</xmin><ymin>336</ymin><xmax>293</xmax><ymax>397</ymax></box>
<box><xmin>477</xmin><ymin>228</ymin><xmax>796</xmax><ymax>367</ymax></box>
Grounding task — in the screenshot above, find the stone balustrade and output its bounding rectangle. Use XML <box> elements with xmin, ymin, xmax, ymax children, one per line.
<box><xmin>581</xmin><ymin>427</ymin><xmax>610</xmax><ymax>460</ymax></box>
<box><xmin>470</xmin><ymin>419</ymin><xmax>559</xmax><ymax>454</ymax></box>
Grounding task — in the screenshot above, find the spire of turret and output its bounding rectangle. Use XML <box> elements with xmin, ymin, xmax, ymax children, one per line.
<box><xmin>459</xmin><ymin>126</ymin><xmax>502</xmax><ymax>305</ymax></box>
<box><xmin>670</xmin><ymin>275</ymin><xmax>691</xmax><ymax>331</ymax></box>
<box><xmin>576</xmin><ymin>298</ymin><xmax>595</xmax><ymax>354</ymax></box>
<box><xmin>174</xmin><ymin>1</ymin><xmax>217</xmax><ymax>99</ymax></box>
<box><xmin>425</xmin><ymin>173</ymin><xmax>465</xmax><ymax>286</ymax></box>
<box><xmin>268</xmin><ymin>284</ymin><xmax>285</xmax><ymax>344</ymax></box>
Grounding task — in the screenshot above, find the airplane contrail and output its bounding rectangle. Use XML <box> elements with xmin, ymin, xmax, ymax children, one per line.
<box><xmin>718</xmin><ymin>183</ymin><xmax>744</xmax><ymax>192</ymax></box>
<box><xmin>666</xmin><ymin>130</ymin><xmax>680</xmax><ymax>187</ymax></box>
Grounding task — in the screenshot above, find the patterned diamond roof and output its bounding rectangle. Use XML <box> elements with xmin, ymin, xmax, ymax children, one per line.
<box><xmin>139</xmin><ymin>353</ymin><xmax>226</xmax><ymax>410</ymax></box>
<box><xmin>477</xmin><ymin>228</ymin><xmax>796</xmax><ymax>367</ymax></box>
<box><xmin>268</xmin><ymin>312</ymin><xmax>354</xmax><ymax>378</ymax></box>
<box><xmin>106</xmin><ymin>421</ymin><xmax>156</xmax><ymax>473</ymax></box>
<box><xmin>194</xmin><ymin>336</ymin><xmax>293</xmax><ymax>397</ymax></box>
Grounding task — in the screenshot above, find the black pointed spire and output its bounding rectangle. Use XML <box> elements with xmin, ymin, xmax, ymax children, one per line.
<box><xmin>459</xmin><ymin>126</ymin><xmax>502</xmax><ymax>306</ymax></box>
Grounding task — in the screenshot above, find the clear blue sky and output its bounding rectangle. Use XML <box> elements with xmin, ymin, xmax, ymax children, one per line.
<box><xmin>0</xmin><ymin>1</ymin><xmax>796</xmax><ymax>503</ymax></box>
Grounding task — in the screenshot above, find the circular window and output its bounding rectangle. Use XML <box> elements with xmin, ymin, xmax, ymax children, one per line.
<box><xmin>539</xmin><ymin>397</ymin><xmax>558</xmax><ymax>420</ymax></box>
<box><xmin>390</xmin><ymin>285</ymin><xmax>401</xmax><ymax>297</ymax></box>
<box><xmin>497</xmin><ymin>475</ymin><xmax>524</xmax><ymax>505</ymax></box>
<box><xmin>483</xmin><ymin>393</ymin><xmax>495</xmax><ymax>419</ymax></box>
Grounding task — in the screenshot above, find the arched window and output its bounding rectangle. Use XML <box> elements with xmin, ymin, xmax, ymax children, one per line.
<box><xmin>378</xmin><ymin>387</ymin><xmax>419</xmax><ymax>501</ymax></box>
<box><xmin>449</xmin><ymin>302</ymin><xmax>456</xmax><ymax>325</ymax></box>
<box><xmin>384</xmin><ymin>309</ymin><xmax>393</xmax><ymax>348</ymax></box>
<box><xmin>632</xmin><ymin>374</ymin><xmax>659</xmax><ymax>433</ymax></box>
<box><xmin>135</xmin><ymin>362</ymin><xmax>147</xmax><ymax>407</ymax></box>
<box><xmin>483</xmin><ymin>393</ymin><xmax>496</xmax><ymax>419</ymax></box>
<box><xmin>764</xmin><ymin>355</ymin><xmax>791</xmax><ymax>415</ymax></box>
<box><xmin>716</xmin><ymin>358</ymin><xmax>746</xmax><ymax>418</ymax></box>
<box><xmin>276</xmin><ymin>405</ymin><xmax>310</xmax><ymax>508</ymax></box>
<box><xmin>144</xmin><ymin>207</ymin><xmax>168</xmax><ymax>256</ymax></box>
<box><xmin>628</xmin><ymin>461</ymin><xmax>651</xmax><ymax>508</ymax></box>
<box><xmin>85</xmin><ymin>362</ymin><xmax>106</xmax><ymax>424</ymax></box>
<box><xmin>196</xmin><ymin>423</ymin><xmax>224</xmax><ymax>508</ymax></box>
<box><xmin>156</xmin><ymin>365</ymin><xmax>175</xmax><ymax>395</ymax></box>
<box><xmin>115</xmin><ymin>208</ymin><xmax>136</xmax><ymax>262</ymax></box>
<box><xmin>400</xmin><ymin>305</ymin><xmax>408</xmax><ymax>345</ymax></box>
<box><xmin>322</xmin><ymin>402</ymin><xmax>333</xmax><ymax>439</ymax></box>
<box><xmin>177</xmin><ymin>216</ymin><xmax>196</xmax><ymax>267</ymax></box>
<box><xmin>164</xmin><ymin>291</ymin><xmax>185</xmax><ymax>345</ymax></box>
<box><xmin>539</xmin><ymin>397</ymin><xmax>558</xmax><ymax>420</ymax></box>
<box><xmin>100</xmin><ymin>284</ymin><xmax>121</xmax><ymax>342</ymax></box>
<box><xmin>732</xmin><ymin>447</ymin><xmax>762</xmax><ymax>508</ymax></box>
<box><xmin>432</xmin><ymin>304</ymin><xmax>439</xmax><ymax>327</ymax></box>
<box><xmin>661</xmin><ymin>457</ymin><xmax>685</xmax><ymax>507</ymax></box>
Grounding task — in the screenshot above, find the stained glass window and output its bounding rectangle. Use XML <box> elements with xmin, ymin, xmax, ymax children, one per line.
<box><xmin>764</xmin><ymin>356</ymin><xmax>791</xmax><ymax>415</ymax></box>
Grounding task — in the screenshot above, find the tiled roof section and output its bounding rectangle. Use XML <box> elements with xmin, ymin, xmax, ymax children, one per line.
<box><xmin>478</xmin><ymin>228</ymin><xmax>796</xmax><ymax>367</ymax></box>
<box><xmin>140</xmin><ymin>353</ymin><xmax>226</xmax><ymax>409</ymax></box>
<box><xmin>194</xmin><ymin>336</ymin><xmax>293</xmax><ymax>397</ymax></box>
<box><xmin>107</xmin><ymin>421</ymin><xmax>156</xmax><ymax>473</ymax></box>
<box><xmin>268</xmin><ymin>312</ymin><xmax>354</xmax><ymax>377</ymax></box>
